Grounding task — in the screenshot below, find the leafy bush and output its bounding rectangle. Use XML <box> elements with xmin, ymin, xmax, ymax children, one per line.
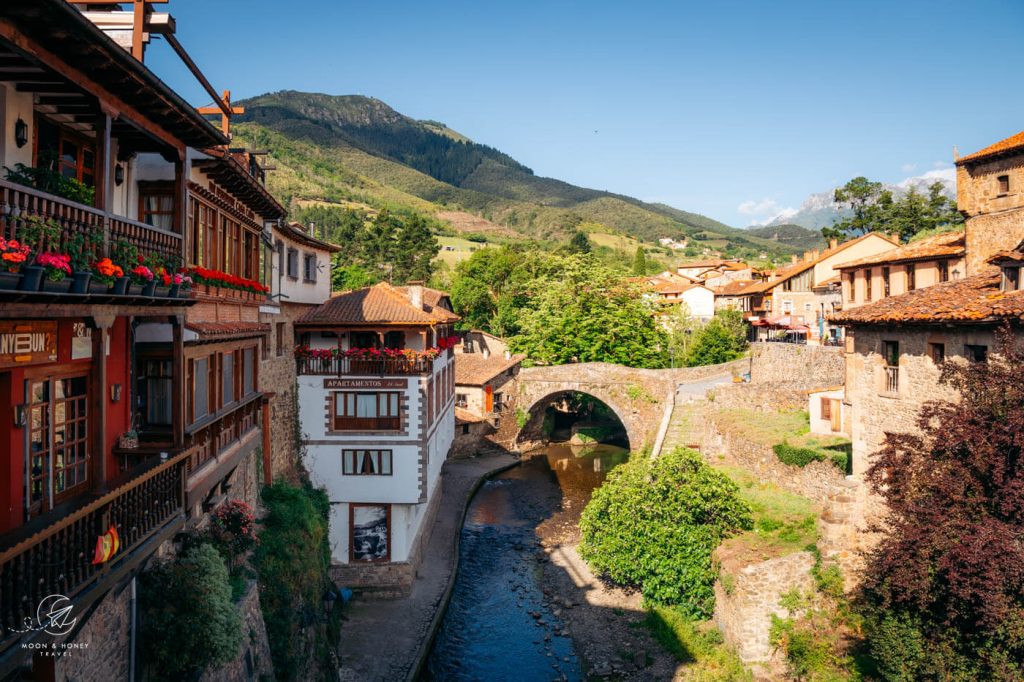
<box><xmin>644</xmin><ymin>605</ymin><xmax>750</xmax><ymax>679</ymax></box>
<box><xmin>4</xmin><ymin>162</ymin><xmax>95</xmax><ymax>205</ymax></box>
<box><xmin>579</xmin><ymin>448</ymin><xmax>752</xmax><ymax>616</ymax></box>
<box><xmin>256</xmin><ymin>482</ymin><xmax>339</xmax><ymax>681</ymax></box>
<box><xmin>139</xmin><ymin>543</ymin><xmax>243</xmax><ymax>680</ymax></box>
<box><xmin>773</xmin><ymin>442</ymin><xmax>850</xmax><ymax>473</ymax></box>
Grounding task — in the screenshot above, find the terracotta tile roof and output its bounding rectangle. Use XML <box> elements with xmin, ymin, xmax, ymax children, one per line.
<box><xmin>275</xmin><ymin>221</ymin><xmax>342</xmax><ymax>253</ymax></box>
<box><xmin>712</xmin><ymin>279</ymin><xmax>765</xmax><ymax>296</ymax></box>
<box><xmin>455</xmin><ymin>352</ymin><xmax>524</xmax><ymax>386</ymax></box>
<box><xmin>813</xmin><ymin>274</ymin><xmax>841</xmax><ymax>289</ymax></box>
<box><xmin>395</xmin><ymin>285</ymin><xmax>453</xmax><ymax>311</ymax></box>
<box><xmin>830</xmin><ymin>274</ymin><xmax>1024</xmax><ymax>325</ymax></box>
<box><xmin>186</xmin><ymin>321</ymin><xmax>271</xmax><ymax>340</ymax></box>
<box><xmin>455</xmin><ymin>407</ymin><xmax>484</xmax><ymax>425</ymax></box>
<box><xmin>678</xmin><ymin>259</ymin><xmax>748</xmax><ymax>271</ymax></box>
<box><xmin>987</xmin><ymin>241</ymin><xmax>1024</xmax><ymax>265</ymax></box>
<box><xmin>834</xmin><ymin>231</ymin><xmax>965</xmax><ymax>270</ymax></box>
<box><xmin>296</xmin><ymin>282</ymin><xmax>460</xmax><ymax>326</ymax></box>
<box><xmin>957</xmin><ymin>130</ymin><xmax>1024</xmax><ymax>165</ymax></box>
<box><xmin>759</xmin><ymin>232</ymin><xmax>899</xmax><ymax>292</ymax></box>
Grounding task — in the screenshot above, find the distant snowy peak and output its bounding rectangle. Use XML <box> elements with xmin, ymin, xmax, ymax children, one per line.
<box><xmin>763</xmin><ymin>169</ymin><xmax>957</xmax><ymax>230</ymax></box>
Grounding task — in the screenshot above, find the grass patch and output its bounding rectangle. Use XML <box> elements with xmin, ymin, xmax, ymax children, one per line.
<box><xmin>713</xmin><ymin>408</ymin><xmax>851</xmax><ymax>473</ymax></box>
<box><xmin>715</xmin><ymin>465</ymin><xmax>820</xmax><ymax>560</ymax></box>
<box><xmin>644</xmin><ymin>606</ymin><xmax>751</xmax><ymax>680</ymax></box>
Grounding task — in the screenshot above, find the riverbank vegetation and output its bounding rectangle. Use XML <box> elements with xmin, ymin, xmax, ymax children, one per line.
<box><xmin>643</xmin><ymin>606</ymin><xmax>751</xmax><ymax>680</ymax></box>
<box><xmin>579</xmin><ymin>447</ymin><xmax>752</xmax><ymax>615</ymax></box>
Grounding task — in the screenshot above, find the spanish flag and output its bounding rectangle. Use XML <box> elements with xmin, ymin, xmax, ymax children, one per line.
<box><xmin>91</xmin><ymin>526</ymin><xmax>120</xmax><ymax>565</ymax></box>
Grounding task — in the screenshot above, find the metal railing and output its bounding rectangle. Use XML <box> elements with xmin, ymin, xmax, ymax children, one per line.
<box><xmin>297</xmin><ymin>355</ymin><xmax>432</xmax><ymax>376</ymax></box>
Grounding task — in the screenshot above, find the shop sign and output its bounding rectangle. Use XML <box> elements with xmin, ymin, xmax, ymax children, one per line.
<box><xmin>0</xmin><ymin>321</ymin><xmax>57</xmax><ymax>368</ymax></box>
<box><xmin>323</xmin><ymin>378</ymin><xmax>406</xmax><ymax>389</ymax></box>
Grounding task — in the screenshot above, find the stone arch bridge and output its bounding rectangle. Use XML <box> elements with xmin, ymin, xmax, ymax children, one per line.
<box><xmin>515</xmin><ymin>358</ymin><xmax>749</xmax><ymax>452</ymax></box>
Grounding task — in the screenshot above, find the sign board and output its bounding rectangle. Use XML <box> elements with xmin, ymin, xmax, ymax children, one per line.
<box><xmin>71</xmin><ymin>322</ymin><xmax>91</xmax><ymax>360</ymax></box>
<box><xmin>323</xmin><ymin>378</ymin><xmax>407</xmax><ymax>390</ymax></box>
<box><xmin>0</xmin><ymin>321</ymin><xmax>58</xmax><ymax>368</ymax></box>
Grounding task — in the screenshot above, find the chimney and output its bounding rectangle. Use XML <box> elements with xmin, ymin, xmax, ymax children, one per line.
<box><xmin>829</xmin><ymin>238</ymin><xmax>838</xmax><ymax>249</ymax></box>
<box><xmin>803</xmin><ymin>250</ymin><xmax>813</xmax><ymax>262</ymax></box>
<box><xmin>308</xmin><ymin>221</ymin><xmax>316</xmax><ymax>237</ymax></box>
<box><xmin>812</xmin><ymin>249</ymin><xmax>820</xmax><ymax>260</ymax></box>
<box><xmin>504</xmin><ymin>350</ymin><xmax>512</xmax><ymax>360</ymax></box>
<box><xmin>790</xmin><ymin>255</ymin><xmax>798</xmax><ymax>264</ymax></box>
<box><xmin>482</xmin><ymin>348</ymin><xmax>491</xmax><ymax>359</ymax></box>
<box><xmin>408</xmin><ymin>281</ymin><xmax>424</xmax><ymax>310</ymax></box>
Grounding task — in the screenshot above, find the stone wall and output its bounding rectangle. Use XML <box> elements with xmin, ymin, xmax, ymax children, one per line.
<box><xmin>713</xmin><ymin>549</ymin><xmax>816</xmax><ymax>665</ymax></box>
<box><xmin>55</xmin><ymin>583</ymin><xmax>132</xmax><ymax>682</ymax></box>
<box><xmin>957</xmin><ymin>152</ymin><xmax>1024</xmax><ymax>275</ymax></box>
<box><xmin>259</xmin><ymin>302</ymin><xmax>308</xmax><ymax>482</ymax></box>
<box><xmin>749</xmin><ymin>342</ymin><xmax>843</xmax><ymax>387</ymax></box>
<box><xmin>198</xmin><ymin>580</ymin><xmax>274</xmax><ymax>682</ymax></box>
<box><xmin>329</xmin><ymin>477</ymin><xmax>445</xmax><ymax>599</ymax></box>
<box><xmin>710</xmin><ymin>382</ymin><xmax>811</xmax><ymax>412</ymax></box>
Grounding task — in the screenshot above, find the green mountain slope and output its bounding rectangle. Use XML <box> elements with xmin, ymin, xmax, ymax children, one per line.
<box><xmin>745</xmin><ymin>223</ymin><xmax>825</xmax><ymax>251</ymax></box>
<box><xmin>235</xmin><ymin>90</ymin><xmax>798</xmax><ymax>256</ymax></box>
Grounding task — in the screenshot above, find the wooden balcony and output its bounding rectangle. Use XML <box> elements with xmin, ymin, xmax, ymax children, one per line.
<box><xmin>184</xmin><ymin>394</ymin><xmax>263</xmax><ymax>507</ymax></box>
<box><xmin>0</xmin><ymin>447</ymin><xmax>191</xmax><ymax>658</ymax></box>
<box><xmin>297</xmin><ymin>354</ymin><xmax>433</xmax><ymax>376</ymax></box>
<box><xmin>0</xmin><ymin>179</ymin><xmax>183</xmax><ymax>266</ymax></box>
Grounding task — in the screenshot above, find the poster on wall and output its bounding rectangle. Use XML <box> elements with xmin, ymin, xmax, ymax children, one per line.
<box><xmin>351</xmin><ymin>504</ymin><xmax>389</xmax><ymax>562</ymax></box>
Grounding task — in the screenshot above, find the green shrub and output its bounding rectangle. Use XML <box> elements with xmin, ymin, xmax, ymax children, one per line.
<box><xmin>256</xmin><ymin>482</ymin><xmax>339</xmax><ymax>681</ymax></box>
<box><xmin>579</xmin><ymin>447</ymin><xmax>752</xmax><ymax>616</ymax></box>
<box><xmin>139</xmin><ymin>543</ymin><xmax>243</xmax><ymax>680</ymax></box>
<box><xmin>865</xmin><ymin>612</ymin><xmax>926</xmax><ymax>682</ymax></box>
<box><xmin>774</xmin><ymin>441</ymin><xmax>850</xmax><ymax>473</ymax></box>
<box><xmin>644</xmin><ymin>606</ymin><xmax>750</xmax><ymax>679</ymax></box>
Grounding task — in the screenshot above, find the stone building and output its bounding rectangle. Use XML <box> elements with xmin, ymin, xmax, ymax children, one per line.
<box><xmin>956</xmin><ymin>129</ymin><xmax>1024</xmax><ymax>275</ymax></box>
<box><xmin>259</xmin><ymin>221</ymin><xmax>340</xmax><ymax>479</ymax></box>
<box><xmin>676</xmin><ymin>258</ymin><xmax>752</xmax><ymax>284</ymax></box>
<box><xmin>834</xmin><ymin>230</ymin><xmax>965</xmax><ymax>310</ymax></box>
<box><xmin>293</xmin><ymin>282</ymin><xmax>459</xmax><ymax>596</ymax></box>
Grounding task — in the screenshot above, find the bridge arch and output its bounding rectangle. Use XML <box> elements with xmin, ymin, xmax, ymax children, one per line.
<box><xmin>516</xmin><ymin>388</ymin><xmax>638</xmax><ymax>451</ymax></box>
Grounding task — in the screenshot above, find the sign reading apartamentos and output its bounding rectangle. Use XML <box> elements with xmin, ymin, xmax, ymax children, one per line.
<box><xmin>323</xmin><ymin>378</ymin><xmax>407</xmax><ymax>389</ymax></box>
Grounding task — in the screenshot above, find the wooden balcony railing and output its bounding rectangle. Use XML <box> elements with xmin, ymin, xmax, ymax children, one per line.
<box><xmin>297</xmin><ymin>355</ymin><xmax>433</xmax><ymax>376</ymax></box>
<box><xmin>0</xmin><ymin>447</ymin><xmax>190</xmax><ymax>652</ymax></box>
<box><xmin>0</xmin><ymin>179</ymin><xmax>183</xmax><ymax>265</ymax></box>
<box><xmin>185</xmin><ymin>394</ymin><xmax>262</xmax><ymax>476</ymax></box>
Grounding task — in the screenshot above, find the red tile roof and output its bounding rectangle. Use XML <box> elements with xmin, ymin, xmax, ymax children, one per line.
<box><xmin>186</xmin><ymin>321</ymin><xmax>271</xmax><ymax>340</ymax></box>
<box><xmin>276</xmin><ymin>221</ymin><xmax>342</xmax><ymax>253</ymax></box>
<box><xmin>830</xmin><ymin>274</ymin><xmax>1024</xmax><ymax>325</ymax></box>
<box><xmin>455</xmin><ymin>407</ymin><xmax>484</xmax><ymax>425</ymax></box>
<box><xmin>957</xmin><ymin>130</ymin><xmax>1024</xmax><ymax>165</ymax></box>
<box><xmin>712</xmin><ymin>279</ymin><xmax>764</xmax><ymax>296</ymax></box>
<box><xmin>678</xmin><ymin>259</ymin><xmax>749</xmax><ymax>271</ymax></box>
<box><xmin>455</xmin><ymin>352</ymin><xmax>525</xmax><ymax>386</ymax></box>
<box><xmin>296</xmin><ymin>282</ymin><xmax>460</xmax><ymax>326</ymax></box>
<box><xmin>833</xmin><ymin>231</ymin><xmax>965</xmax><ymax>270</ymax></box>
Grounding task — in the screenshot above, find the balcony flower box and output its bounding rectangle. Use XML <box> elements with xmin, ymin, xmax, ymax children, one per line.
<box><xmin>18</xmin><ymin>265</ymin><xmax>44</xmax><ymax>291</ymax></box>
<box><xmin>69</xmin><ymin>271</ymin><xmax>92</xmax><ymax>294</ymax></box>
<box><xmin>41</xmin><ymin>278</ymin><xmax>72</xmax><ymax>294</ymax></box>
<box><xmin>0</xmin><ymin>270</ymin><xmax>21</xmax><ymax>290</ymax></box>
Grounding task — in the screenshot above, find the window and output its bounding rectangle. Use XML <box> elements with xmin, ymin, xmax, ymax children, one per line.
<box><xmin>846</xmin><ymin>272</ymin><xmax>855</xmax><ymax>302</ymax></box>
<box><xmin>455</xmin><ymin>393</ymin><xmax>468</xmax><ymax>408</ymax></box>
<box><xmin>35</xmin><ymin>117</ymin><xmax>96</xmax><ymax>188</ymax></box>
<box><xmin>351</xmin><ymin>331</ymin><xmax>378</xmax><ymax>349</ymax></box>
<box><xmin>192</xmin><ymin>357</ymin><xmax>210</xmax><ymax>421</ymax></box>
<box><xmin>1004</xmin><ymin>266</ymin><xmax>1020</xmax><ymax>292</ymax></box>
<box><xmin>906</xmin><ymin>263</ymin><xmax>916</xmax><ymax>291</ymax></box>
<box><xmin>286</xmin><ymin>248</ymin><xmax>299</xmax><ymax>279</ymax></box>
<box><xmin>865</xmin><ymin>270</ymin><xmax>873</xmax><ymax>300</ymax></box>
<box><xmin>261</xmin><ymin>333</ymin><xmax>270</xmax><ymax>361</ymax></box>
<box><xmin>998</xmin><ymin>174</ymin><xmax>1010</xmax><ymax>195</ymax></box>
<box><xmin>820</xmin><ymin>396</ymin><xmax>832</xmax><ymax>420</ymax></box>
<box><xmin>27</xmin><ymin>375</ymin><xmax>90</xmax><ymax>516</ymax></box>
<box><xmin>276</xmin><ymin>322</ymin><xmax>285</xmax><ymax>357</ymax></box>
<box><xmin>782</xmin><ymin>300</ymin><xmax>793</xmax><ymax>314</ymax></box>
<box><xmin>494</xmin><ymin>392</ymin><xmax>505</xmax><ymax>413</ymax></box>
<box><xmin>222</xmin><ymin>352</ymin><xmax>235</xmax><ymax>405</ymax></box>
<box><xmin>882</xmin><ymin>340</ymin><xmax>899</xmax><ymax>394</ymax></box>
<box><xmin>343</xmin><ymin>450</ymin><xmax>393</xmax><ymax>475</ymax></box>
<box><xmin>139</xmin><ymin>357</ymin><xmax>173</xmax><ymax>428</ymax></box>
<box><xmin>332</xmin><ymin>391</ymin><xmax>402</xmax><ymax>431</ymax></box>
<box><xmin>928</xmin><ymin>342</ymin><xmax>945</xmax><ymax>364</ymax></box>
<box><xmin>882</xmin><ymin>267</ymin><xmax>890</xmax><ymax>297</ymax></box>
<box><xmin>243</xmin><ymin>347</ymin><xmax>255</xmax><ymax>396</ymax></box>
<box><xmin>965</xmin><ymin>344</ymin><xmax>988</xmax><ymax>363</ymax></box>
<box><xmin>383</xmin><ymin>331</ymin><xmax>405</xmax><ymax>350</ymax></box>
<box><xmin>461</xmin><ymin>424</ymin><xmax>470</xmax><ymax>435</ymax></box>
<box><xmin>139</xmin><ymin>184</ymin><xmax>174</xmax><ymax>232</ymax></box>
<box><xmin>303</xmin><ymin>253</ymin><xmax>317</xmax><ymax>282</ymax></box>
<box><xmin>938</xmin><ymin>261</ymin><xmax>949</xmax><ymax>283</ymax></box>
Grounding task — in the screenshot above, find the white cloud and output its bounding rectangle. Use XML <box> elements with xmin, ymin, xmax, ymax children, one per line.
<box><xmin>901</xmin><ymin>163</ymin><xmax>917</xmax><ymax>173</ymax></box>
<box><xmin>737</xmin><ymin>198</ymin><xmax>798</xmax><ymax>226</ymax></box>
<box><xmin>933</xmin><ymin>160</ymin><xmax>950</xmax><ymax>169</ymax></box>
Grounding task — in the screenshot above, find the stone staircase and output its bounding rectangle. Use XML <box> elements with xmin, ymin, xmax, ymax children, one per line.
<box><xmin>660</xmin><ymin>393</ymin><xmax>709</xmax><ymax>453</ymax></box>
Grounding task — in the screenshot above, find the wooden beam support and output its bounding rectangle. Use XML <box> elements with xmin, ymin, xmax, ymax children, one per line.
<box><xmin>171</xmin><ymin>315</ymin><xmax>184</xmax><ymax>448</ymax></box>
<box><xmin>89</xmin><ymin>316</ymin><xmax>114</xmax><ymax>494</ymax></box>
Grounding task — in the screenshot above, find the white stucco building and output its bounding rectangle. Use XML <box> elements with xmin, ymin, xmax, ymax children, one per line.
<box><xmin>293</xmin><ymin>283</ymin><xmax>459</xmax><ymax>595</ymax></box>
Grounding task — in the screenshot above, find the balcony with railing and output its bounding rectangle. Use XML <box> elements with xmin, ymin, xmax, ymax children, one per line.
<box><xmin>183</xmin><ymin>394</ymin><xmax>263</xmax><ymax>507</ymax></box>
<box><xmin>297</xmin><ymin>354</ymin><xmax>435</xmax><ymax>376</ymax></box>
<box><xmin>0</xmin><ymin>446</ymin><xmax>191</xmax><ymax>661</ymax></box>
<box><xmin>883</xmin><ymin>365</ymin><xmax>899</xmax><ymax>395</ymax></box>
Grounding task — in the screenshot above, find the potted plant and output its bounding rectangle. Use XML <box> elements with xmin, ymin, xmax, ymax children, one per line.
<box><xmin>131</xmin><ymin>261</ymin><xmax>156</xmax><ymax>296</ymax></box>
<box><xmin>66</xmin><ymin>232</ymin><xmax>98</xmax><ymax>294</ymax></box>
<box><xmin>110</xmin><ymin>239</ymin><xmax>137</xmax><ymax>295</ymax></box>
<box><xmin>17</xmin><ymin>215</ymin><xmax>61</xmax><ymax>291</ymax></box>
<box><xmin>166</xmin><ymin>271</ymin><xmax>192</xmax><ymax>298</ymax></box>
<box><xmin>93</xmin><ymin>257</ymin><xmax>125</xmax><ymax>294</ymax></box>
<box><xmin>119</xmin><ymin>428</ymin><xmax>139</xmax><ymax>450</ymax></box>
<box><xmin>0</xmin><ymin>237</ymin><xmax>30</xmax><ymax>289</ymax></box>
<box><xmin>36</xmin><ymin>251</ymin><xmax>72</xmax><ymax>293</ymax></box>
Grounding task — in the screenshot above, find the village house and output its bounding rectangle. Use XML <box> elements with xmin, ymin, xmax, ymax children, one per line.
<box><xmin>633</xmin><ymin>273</ymin><xmax>715</xmax><ymax>320</ymax></box>
<box><xmin>452</xmin><ymin>332</ymin><xmax>525</xmax><ymax>453</ymax></box>
<box><xmin>0</xmin><ymin>2</ymin><xmax>287</xmax><ymax>678</ymax></box>
<box><xmin>259</xmin><ymin>221</ymin><xmax>340</xmax><ymax>476</ymax></box>
<box><xmin>834</xmin><ymin>230</ymin><xmax>966</xmax><ymax>310</ymax></box>
<box><xmin>676</xmin><ymin>258</ymin><xmax>753</xmax><ymax>286</ymax></box>
<box><xmin>293</xmin><ymin>282</ymin><xmax>459</xmax><ymax>596</ymax></box>
<box><xmin>745</xmin><ymin>234</ymin><xmax>898</xmax><ymax>344</ymax></box>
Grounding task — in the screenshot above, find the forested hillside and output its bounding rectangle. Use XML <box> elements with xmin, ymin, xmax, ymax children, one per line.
<box><xmin>234</xmin><ymin>91</ymin><xmax>799</xmax><ymax>259</ymax></box>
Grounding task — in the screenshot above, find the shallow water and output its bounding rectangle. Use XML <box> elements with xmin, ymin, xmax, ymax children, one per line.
<box><xmin>422</xmin><ymin>444</ymin><xmax>628</xmax><ymax>681</ymax></box>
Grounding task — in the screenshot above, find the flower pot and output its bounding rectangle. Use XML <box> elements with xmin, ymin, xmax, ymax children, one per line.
<box><xmin>70</xmin><ymin>271</ymin><xmax>92</xmax><ymax>294</ymax></box>
<box><xmin>111</xmin><ymin>276</ymin><xmax>129</xmax><ymax>295</ymax></box>
<box><xmin>168</xmin><ymin>284</ymin><xmax>180</xmax><ymax>298</ymax></box>
<box><xmin>89</xmin><ymin>280</ymin><xmax>110</xmax><ymax>295</ymax></box>
<box><xmin>0</xmin><ymin>270</ymin><xmax>21</xmax><ymax>290</ymax></box>
<box><xmin>141</xmin><ymin>281</ymin><xmax>157</xmax><ymax>297</ymax></box>
<box><xmin>18</xmin><ymin>265</ymin><xmax>44</xmax><ymax>291</ymax></box>
<box><xmin>155</xmin><ymin>285</ymin><xmax>170</xmax><ymax>298</ymax></box>
<box><xmin>41</xmin><ymin>277</ymin><xmax>72</xmax><ymax>294</ymax></box>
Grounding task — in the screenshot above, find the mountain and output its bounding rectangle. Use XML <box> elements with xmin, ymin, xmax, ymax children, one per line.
<box><xmin>233</xmin><ymin>91</ymin><xmax>799</xmax><ymax>258</ymax></box>
<box><xmin>745</xmin><ymin>223</ymin><xmax>825</xmax><ymax>250</ymax></box>
<box><xmin>760</xmin><ymin>169</ymin><xmax>957</xmax><ymax>231</ymax></box>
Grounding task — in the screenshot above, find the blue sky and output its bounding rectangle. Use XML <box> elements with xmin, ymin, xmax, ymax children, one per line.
<box><xmin>148</xmin><ymin>0</ymin><xmax>1024</xmax><ymax>228</ymax></box>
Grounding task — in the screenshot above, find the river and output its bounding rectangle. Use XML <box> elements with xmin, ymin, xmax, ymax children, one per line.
<box><xmin>422</xmin><ymin>443</ymin><xmax>629</xmax><ymax>682</ymax></box>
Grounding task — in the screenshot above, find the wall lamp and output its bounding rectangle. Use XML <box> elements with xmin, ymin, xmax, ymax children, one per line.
<box><xmin>13</xmin><ymin>404</ymin><xmax>26</xmax><ymax>428</ymax></box>
<box><xmin>14</xmin><ymin>118</ymin><xmax>27</xmax><ymax>148</ymax></box>
<box><xmin>114</xmin><ymin>164</ymin><xmax>124</xmax><ymax>186</ymax></box>
<box><xmin>110</xmin><ymin>384</ymin><xmax>122</xmax><ymax>403</ymax></box>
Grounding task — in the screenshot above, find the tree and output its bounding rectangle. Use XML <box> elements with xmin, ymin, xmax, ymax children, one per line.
<box><xmin>568</xmin><ymin>230</ymin><xmax>592</xmax><ymax>254</ymax></box>
<box><xmin>685</xmin><ymin>315</ymin><xmax>747</xmax><ymax>367</ymax></box>
<box><xmin>632</xmin><ymin>246</ymin><xmax>648</xmax><ymax>275</ymax></box>
<box><xmin>509</xmin><ymin>254</ymin><xmax>668</xmax><ymax>368</ymax></box>
<box><xmin>860</xmin><ymin>328</ymin><xmax>1024</xmax><ymax>680</ymax></box>
<box><xmin>823</xmin><ymin>176</ymin><xmax>963</xmax><ymax>243</ymax></box>
<box><xmin>823</xmin><ymin>177</ymin><xmax>884</xmax><ymax>241</ymax></box>
<box><xmin>579</xmin><ymin>447</ymin><xmax>753</xmax><ymax>615</ymax></box>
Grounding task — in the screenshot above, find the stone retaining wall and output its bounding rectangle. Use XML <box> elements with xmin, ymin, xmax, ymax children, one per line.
<box><xmin>749</xmin><ymin>343</ymin><xmax>843</xmax><ymax>387</ymax></box>
<box><xmin>711</xmin><ymin>382</ymin><xmax>811</xmax><ymax>412</ymax></box>
<box><xmin>199</xmin><ymin>580</ymin><xmax>274</xmax><ymax>682</ymax></box>
<box><xmin>713</xmin><ymin>549</ymin><xmax>816</xmax><ymax>665</ymax></box>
